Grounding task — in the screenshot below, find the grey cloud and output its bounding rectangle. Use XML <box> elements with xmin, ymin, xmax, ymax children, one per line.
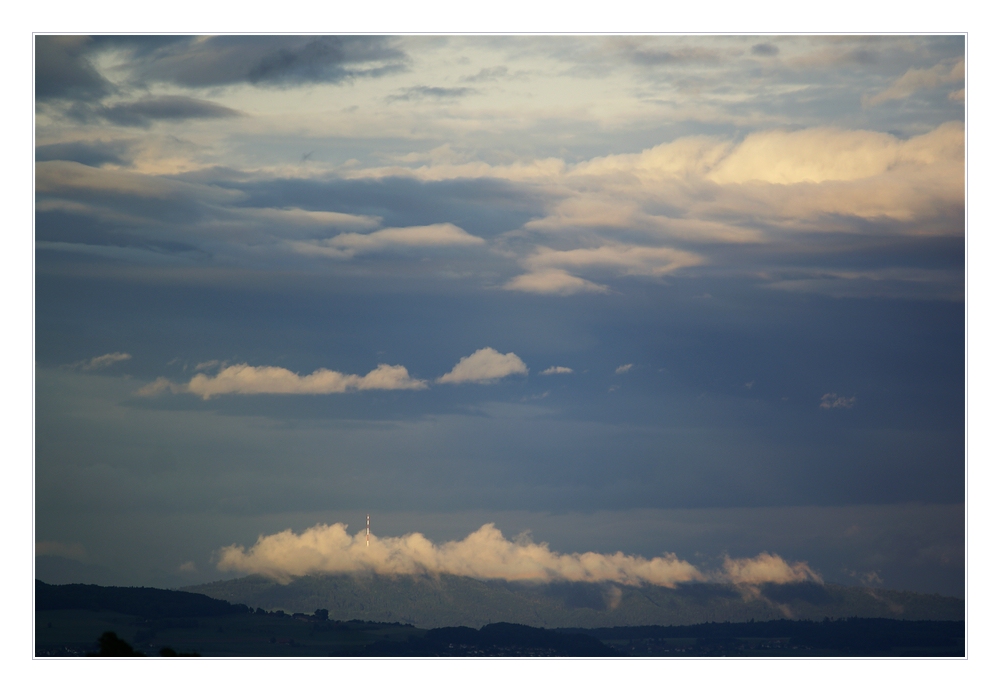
<box><xmin>35</xmin><ymin>36</ymin><xmax>115</xmax><ymax>102</ymax></box>
<box><xmin>132</xmin><ymin>36</ymin><xmax>409</xmax><ymax>87</ymax></box>
<box><xmin>461</xmin><ymin>66</ymin><xmax>508</xmax><ymax>82</ymax></box>
<box><xmin>388</xmin><ymin>86</ymin><xmax>478</xmax><ymax>102</ymax></box>
<box><xmin>618</xmin><ymin>44</ymin><xmax>720</xmax><ymax>67</ymax></box>
<box><xmin>96</xmin><ymin>96</ymin><xmax>244</xmax><ymax>127</ymax></box>
<box><xmin>35</xmin><ymin>139</ymin><xmax>133</xmax><ymax>167</ymax></box>
<box><xmin>751</xmin><ymin>43</ymin><xmax>779</xmax><ymax>57</ymax></box>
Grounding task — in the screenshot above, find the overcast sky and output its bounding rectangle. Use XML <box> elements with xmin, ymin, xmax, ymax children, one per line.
<box><xmin>34</xmin><ymin>35</ymin><xmax>965</xmax><ymax>596</ymax></box>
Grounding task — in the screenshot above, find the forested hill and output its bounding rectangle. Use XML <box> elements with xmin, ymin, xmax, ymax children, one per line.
<box><xmin>36</xmin><ymin>580</ymin><xmax>249</xmax><ymax>619</ymax></box>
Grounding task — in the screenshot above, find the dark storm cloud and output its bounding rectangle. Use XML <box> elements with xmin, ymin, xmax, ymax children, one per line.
<box><xmin>35</xmin><ymin>139</ymin><xmax>132</xmax><ymax>167</ymax></box>
<box><xmin>129</xmin><ymin>35</ymin><xmax>409</xmax><ymax>87</ymax></box>
<box><xmin>387</xmin><ymin>85</ymin><xmax>478</xmax><ymax>102</ymax></box>
<box><xmin>94</xmin><ymin>96</ymin><xmax>243</xmax><ymax>127</ymax></box>
<box><xmin>35</xmin><ymin>35</ymin><xmax>115</xmax><ymax>101</ymax></box>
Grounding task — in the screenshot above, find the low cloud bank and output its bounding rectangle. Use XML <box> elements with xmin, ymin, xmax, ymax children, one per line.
<box><xmin>137</xmin><ymin>363</ymin><xmax>426</xmax><ymax>399</ymax></box>
<box><xmin>216</xmin><ymin>523</ymin><xmax>821</xmax><ymax>588</ymax></box>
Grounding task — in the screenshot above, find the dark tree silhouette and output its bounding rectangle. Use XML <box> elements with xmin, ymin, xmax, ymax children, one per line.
<box><xmin>91</xmin><ymin>631</ymin><xmax>145</xmax><ymax>656</ymax></box>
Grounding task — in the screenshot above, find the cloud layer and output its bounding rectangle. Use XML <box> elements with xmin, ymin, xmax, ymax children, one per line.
<box><xmin>216</xmin><ymin>522</ymin><xmax>821</xmax><ymax>588</ymax></box>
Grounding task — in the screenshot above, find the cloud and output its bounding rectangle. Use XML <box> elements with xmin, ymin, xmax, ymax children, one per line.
<box><xmin>70</xmin><ymin>352</ymin><xmax>131</xmax><ymax>370</ymax></box>
<box><xmin>615</xmin><ymin>364</ymin><xmax>633</xmax><ymax>375</ymax></box>
<box><xmin>130</xmin><ymin>36</ymin><xmax>410</xmax><ymax>88</ymax></box>
<box><xmin>751</xmin><ymin>43</ymin><xmax>779</xmax><ymax>57</ymax></box>
<box><xmin>135</xmin><ymin>377</ymin><xmax>175</xmax><ymax>397</ymax></box>
<box><xmin>438</xmin><ymin>348</ymin><xmax>529</xmax><ymax>384</ymax></box>
<box><xmin>522</xmin><ymin>245</ymin><xmax>704</xmax><ymax>278</ymax></box>
<box><xmin>504</xmin><ymin>270</ymin><xmax>609</xmax><ymax>296</ymax></box>
<box><xmin>721</xmin><ymin>552</ymin><xmax>822</xmax><ymax>585</ymax></box>
<box><xmin>864</xmin><ymin>58</ymin><xmax>964</xmax><ymax>106</ymax></box>
<box><xmin>461</xmin><ymin>66</ymin><xmax>509</xmax><ymax>82</ymax></box>
<box><xmin>820</xmin><ymin>393</ymin><xmax>856</xmax><ymax>409</ymax></box>
<box><xmin>194</xmin><ymin>360</ymin><xmax>220</xmax><ymax>372</ymax></box>
<box><xmin>35</xmin><ymin>139</ymin><xmax>133</xmax><ymax>167</ymax></box>
<box><xmin>93</xmin><ymin>96</ymin><xmax>243</xmax><ymax>127</ymax></box>
<box><xmin>137</xmin><ymin>363</ymin><xmax>427</xmax><ymax>399</ymax></box>
<box><xmin>511</xmin><ymin>224</ymin><xmax>707</xmax><ymax>299</ymax></box>
<box><xmin>35</xmin><ymin>36</ymin><xmax>115</xmax><ymax>101</ymax></box>
<box><xmin>388</xmin><ymin>86</ymin><xmax>478</xmax><ymax>102</ymax></box>
<box><xmin>216</xmin><ymin>523</ymin><xmax>705</xmax><ymax>587</ymax></box>
<box><xmin>36</xmin><ymin>541</ymin><xmax>87</xmax><ymax>561</ymax></box>
<box><xmin>216</xmin><ymin>523</ymin><xmax>823</xmax><ymax>589</ymax></box>
<box><xmin>540</xmin><ymin>366</ymin><xmax>573</xmax><ymax>375</ymax></box>
<box><xmin>291</xmin><ymin>223</ymin><xmax>485</xmax><ymax>259</ymax></box>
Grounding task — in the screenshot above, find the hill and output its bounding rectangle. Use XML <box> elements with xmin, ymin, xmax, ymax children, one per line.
<box><xmin>35</xmin><ymin>581</ymin><xmax>964</xmax><ymax>657</ymax></box>
<box><xmin>181</xmin><ymin>574</ymin><xmax>964</xmax><ymax>629</ymax></box>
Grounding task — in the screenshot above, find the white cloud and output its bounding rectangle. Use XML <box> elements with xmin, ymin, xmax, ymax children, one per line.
<box><xmin>615</xmin><ymin>364</ymin><xmax>633</xmax><ymax>374</ymax></box>
<box><xmin>290</xmin><ymin>223</ymin><xmax>485</xmax><ymax>259</ymax></box>
<box><xmin>136</xmin><ymin>363</ymin><xmax>427</xmax><ymax>399</ymax></box>
<box><xmin>820</xmin><ymin>393</ymin><xmax>856</xmax><ymax>409</ymax></box>
<box><xmin>504</xmin><ymin>270</ymin><xmax>609</xmax><ymax>296</ymax></box>
<box><xmin>194</xmin><ymin>360</ymin><xmax>220</xmax><ymax>371</ymax></box>
<box><xmin>216</xmin><ymin>522</ymin><xmax>705</xmax><ymax>587</ymax></box>
<box><xmin>72</xmin><ymin>352</ymin><xmax>132</xmax><ymax>370</ymax></box>
<box><xmin>437</xmin><ymin>348</ymin><xmax>528</xmax><ymax>384</ymax></box>
<box><xmin>540</xmin><ymin>366</ymin><xmax>573</xmax><ymax>375</ymax></box>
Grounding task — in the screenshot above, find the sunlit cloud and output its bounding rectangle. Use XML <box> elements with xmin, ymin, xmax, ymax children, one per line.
<box><xmin>216</xmin><ymin>522</ymin><xmax>822</xmax><ymax>589</ymax></box>
<box><xmin>136</xmin><ymin>363</ymin><xmax>427</xmax><ymax>399</ymax></box>
<box><xmin>722</xmin><ymin>552</ymin><xmax>822</xmax><ymax>585</ymax></box>
<box><xmin>438</xmin><ymin>347</ymin><xmax>528</xmax><ymax>384</ymax></box>
<box><xmin>540</xmin><ymin>366</ymin><xmax>573</xmax><ymax>375</ymax></box>
<box><xmin>864</xmin><ymin>58</ymin><xmax>964</xmax><ymax>106</ymax></box>
<box><xmin>504</xmin><ymin>270</ymin><xmax>609</xmax><ymax>296</ymax></box>
<box><xmin>290</xmin><ymin>223</ymin><xmax>485</xmax><ymax>259</ymax></box>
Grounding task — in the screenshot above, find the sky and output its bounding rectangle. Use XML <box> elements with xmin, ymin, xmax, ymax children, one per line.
<box><xmin>34</xmin><ymin>35</ymin><xmax>966</xmax><ymax>597</ymax></box>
